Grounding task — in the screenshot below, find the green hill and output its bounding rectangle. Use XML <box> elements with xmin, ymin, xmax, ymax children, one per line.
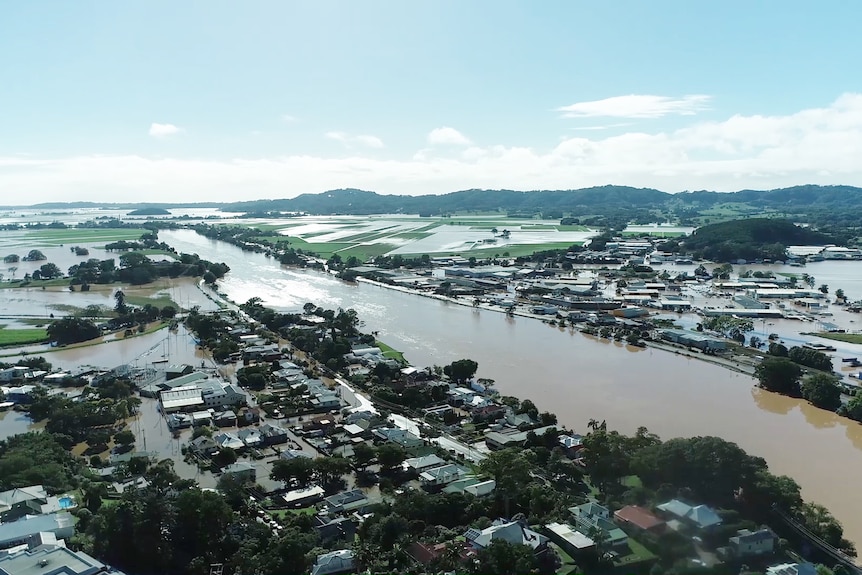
<box><xmin>666</xmin><ymin>218</ymin><xmax>834</xmax><ymax>262</ymax></box>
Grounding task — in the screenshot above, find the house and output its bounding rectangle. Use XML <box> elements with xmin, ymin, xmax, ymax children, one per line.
<box><xmin>443</xmin><ymin>477</ymin><xmax>497</xmax><ymax>497</ymax></box>
<box><xmin>222</xmin><ymin>461</ymin><xmax>256</xmax><ymax>483</ymax></box>
<box><xmin>545</xmin><ymin>522</ymin><xmax>595</xmax><ymax>556</ymax></box>
<box><xmin>0</xmin><ymin>545</ymin><xmax>127</xmax><ymax>575</ymax></box>
<box><xmin>213</xmin><ymin>410</ymin><xmax>237</xmax><ymax>427</ymax></box>
<box><xmin>166</xmin><ymin>413</ymin><xmax>192</xmax><ymax>429</ymax></box>
<box><xmin>465</xmin><ymin>519</ymin><xmax>549</xmax><ymax>552</ymax></box>
<box><xmin>259</xmin><ymin>423</ymin><xmax>288</xmax><ymax>445</ymax></box>
<box><xmin>188</xmin><ymin>436</ymin><xmax>217</xmax><ymax>454</ymax></box>
<box><xmin>237</xmin><ymin>428</ymin><xmax>263</xmax><ymax>448</ymax></box>
<box><xmin>472</xmin><ymin>404</ymin><xmax>506</xmax><ymax>422</ymax></box>
<box><xmin>657</xmin><ymin>499</ymin><xmax>722</xmax><ymax>530</ymax></box>
<box><xmin>372</xmin><ymin>427</ymin><xmax>423</xmax><ymax>448</ymax></box>
<box><xmin>729</xmin><ymin>527</ymin><xmax>778</xmax><ymax>558</ymax></box>
<box><xmin>659</xmin><ymin>329</ymin><xmax>727</xmax><ymax>351</ymax></box>
<box><xmin>766</xmin><ymin>563</ymin><xmax>817</xmax><ymax>575</ymax></box>
<box><xmin>570</xmin><ymin>502</ymin><xmax>628</xmax><ymax>550</ymax></box>
<box><xmin>213</xmin><ymin>432</ymin><xmax>245</xmax><ymax>451</ymax></box>
<box><xmin>0</xmin><ymin>513</ymin><xmax>75</xmax><ymax>550</ymax></box>
<box><xmin>321</xmin><ymin>489</ymin><xmax>376</xmax><ymax>514</ymax></box>
<box><xmin>558</xmin><ymin>434</ymin><xmax>585</xmax><ymax>458</ymax></box>
<box><xmin>0</xmin><ymin>486</ymin><xmax>49</xmax><ymax>522</ymax></box>
<box><xmin>419</xmin><ymin>464</ymin><xmax>470</xmax><ymax>487</ymax></box>
<box><xmin>614</xmin><ymin>505</ymin><xmax>665</xmax><ymax>533</ymax></box>
<box><xmin>314</xmin><ymin>514</ymin><xmax>357</xmax><ymax>544</ymax></box>
<box><xmin>311</xmin><ymin>549</ymin><xmax>354</xmax><ymax>575</ymax></box>
<box><xmin>403</xmin><ymin>454</ymin><xmax>447</xmax><ymax>473</ymax></box>
<box><xmin>281</xmin><ymin>485</ymin><xmax>325</xmax><ymax>508</ymax></box>
<box><xmin>280</xmin><ymin>449</ymin><xmax>313</xmax><ymax>461</ymax></box>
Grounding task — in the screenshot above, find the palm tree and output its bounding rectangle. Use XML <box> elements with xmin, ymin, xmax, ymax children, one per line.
<box><xmin>587</xmin><ymin>419</ymin><xmax>599</xmax><ymax>431</ymax></box>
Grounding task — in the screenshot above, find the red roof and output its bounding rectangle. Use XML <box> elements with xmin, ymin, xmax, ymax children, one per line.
<box><xmin>614</xmin><ymin>505</ymin><xmax>664</xmax><ymax>530</ymax></box>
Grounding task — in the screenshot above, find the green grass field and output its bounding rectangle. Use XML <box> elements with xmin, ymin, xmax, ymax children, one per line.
<box><xmin>125</xmin><ymin>294</ymin><xmax>181</xmax><ymax>310</ymax></box>
<box><xmin>17</xmin><ymin>228</ymin><xmax>148</xmax><ymax>246</ymax></box>
<box><xmin>0</xmin><ymin>278</ymin><xmax>71</xmax><ymax>290</ymax></box>
<box><xmin>0</xmin><ymin>327</ymin><xmax>49</xmax><ymax>347</ymax></box>
<box><xmin>808</xmin><ymin>332</ymin><xmax>862</xmax><ymax>344</ymax></box>
<box><xmin>376</xmin><ymin>340</ymin><xmax>406</xmax><ymax>363</ymax></box>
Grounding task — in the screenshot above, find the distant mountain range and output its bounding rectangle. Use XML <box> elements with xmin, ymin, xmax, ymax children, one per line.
<box><xmin>2</xmin><ymin>184</ymin><xmax>862</xmax><ymax>217</ymax></box>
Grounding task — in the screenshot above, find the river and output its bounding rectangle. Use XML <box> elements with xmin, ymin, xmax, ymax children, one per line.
<box><xmin>152</xmin><ymin>230</ymin><xmax>862</xmax><ymax>549</ymax></box>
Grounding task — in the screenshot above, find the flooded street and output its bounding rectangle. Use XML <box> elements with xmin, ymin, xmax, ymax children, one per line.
<box><xmin>157</xmin><ymin>229</ymin><xmax>862</xmax><ymax>548</ymax></box>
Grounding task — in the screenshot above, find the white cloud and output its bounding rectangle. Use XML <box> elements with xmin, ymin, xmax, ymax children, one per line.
<box><xmin>325</xmin><ymin>131</ymin><xmax>384</xmax><ymax>149</ymax></box>
<box><xmin>558</xmin><ymin>94</ymin><xmax>711</xmax><ymax>119</ymax></box>
<box><xmin>148</xmin><ymin>123</ymin><xmax>181</xmax><ymax>137</ymax></box>
<box><xmin>5</xmin><ymin>94</ymin><xmax>862</xmax><ymax>203</ymax></box>
<box><xmin>427</xmin><ymin>126</ymin><xmax>472</xmax><ymax>146</ymax></box>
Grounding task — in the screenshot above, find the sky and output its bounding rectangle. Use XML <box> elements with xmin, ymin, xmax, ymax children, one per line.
<box><xmin>3</xmin><ymin>1</ymin><xmax>862</xmax><ymax>204</ymax></box>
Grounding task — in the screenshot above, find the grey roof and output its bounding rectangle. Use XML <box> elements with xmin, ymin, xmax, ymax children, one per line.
<box><xmin>311</xmin><ymin>549</ymin><xmax>354</xmax><ymax>575</ymax></box>
<box><xmin>466</xmin><ymin>520</ymin><xmax>548</xmax><ymax>550</ymax></box>
<box><xmin>0</xmin><ymin>546</ymin><xmax>124</xmax><ymax>575</ymax></box>
<box><xmin>731</xmin><ymin>527</ymin><xmax>777</xmax><ymax>545</ymax></box>
<box><xmin>0</xmin><ymin>513</ymin><xmax>74</xmax><ymax>546</ymax></box>
<box><xmin>0</xmin><ymin>486</ymin><xmax>47</xmax><ymax>508</ymax></box>
<box><xmin>657</xmin><ymin>499</ymin><xmax>692</xmax><ymax>518</ymax></box>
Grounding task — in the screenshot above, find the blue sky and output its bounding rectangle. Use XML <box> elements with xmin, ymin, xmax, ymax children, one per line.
<box><xmin>2</xmin><ymin>1</ymin><xmax>862</xmax><ymax>203</ymax></box>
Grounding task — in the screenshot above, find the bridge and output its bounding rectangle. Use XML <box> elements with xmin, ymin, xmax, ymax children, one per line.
<box><xmin>772</xmin><ymin>507</ymin><xmax>862</xmax><ymax>574</ymax></box>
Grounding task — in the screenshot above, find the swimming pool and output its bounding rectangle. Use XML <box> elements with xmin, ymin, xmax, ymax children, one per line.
<box><xmin>58</xmin><ymin>496</ymin><xmax>75</xmax><ymax>509</ymax></box>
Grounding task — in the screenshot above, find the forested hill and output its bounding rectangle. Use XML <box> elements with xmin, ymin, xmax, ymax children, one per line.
<box><xmin>664</xmin><ymin>218</ymin><xmax>836</xmax><ymax>262</ymax></box>
<box><xmin>221</xmin><ymin>186</ymin><xmax>671</xmax><ymax>215</ymax></box>
<box><xmin>218</xmin><ymin>184</ymin><xmax>862</xmax><ymax>217</ymax></box>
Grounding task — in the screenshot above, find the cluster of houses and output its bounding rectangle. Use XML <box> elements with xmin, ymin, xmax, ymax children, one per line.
<box><xmin>0</xmin><ymin>485</ymin><xmax>123</xmax><ymax>574</ymax></box>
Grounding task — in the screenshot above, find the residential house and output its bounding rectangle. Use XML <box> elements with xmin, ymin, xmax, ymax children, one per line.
<box><xmin>1</xmin><ymin>385</ymin><xmax>36</xmax><ymax>404</ymax></box>
<box><xmin>614</xmin><ymin>505</ymin><xmax>665</xmax><ymax>534</ymax></box>
<box><xmin>443</xmin><ymin>477</ymin><xmax>496</xmax><ymax>497</ymax></box>
<box><xmin>472</xmin><ymin>404</ymin><xmax>506</xmax><ymax>423</ymax></box>
<box><xmin>545</xmin><ymin>522</ymin><xmax>595</xmax><ymax>556</ymax></box>
<box><xmin>281</xmin><ymin>486</ymin><xmax>325</xmax><ymax>508</ymax></box>
<box><xmin>729</xmin><ymin>527</ymin><xmax>778</xmax><ymax>558</ymax></box>
<box><xmin>188</xmin><ymin>436</ymin><xmax>217</xmax><ymax>455</ymax></box>
<box><xmin>657</xmin><ymin>499</ymin><xmax>722</xmax><ymax>531</ymax></box>
<box><xmin>222</xmin><ymin>461</ymin><xmax>256</xmax><ymax>483</ymax></box>
<box><xmin>465</xmin><ymin>519</ymin><xmax>549</xmax><ymax>555</ymax></box>
<box><xmin>403</xmin><ymin>454</ymin><xmax>447</xmax><ymax>474</ymax></box>
<box><xmin>314</xmin><ymin>514</ymin><xmax>357</xmax><ymax>545</ymax></box>
<box><xmin>0</xmin><ymin>545</ymin><xmax>127</xmax><ymax>575</ymax></box>
<box><xmin>213</xmin><ymin>410</ymin><xmax>237</xmax><ymax>427</ymax></box>
<box><xmin>0</xmin><ymin>486</ymin><xmax>49</xmax><ymax>522</ymax></box>
<box><xmin>0</xmin><ymin>513</ymin><xmax>75</xmax><ymax>550</ymax></box>
<box><xmin>419</xmin><ymin>464</ymin><xmax>471</xmax><ymax>488</ymax></box>
<box><xmin>259</xmin><ymin>423</ymin><xmax>288</xmax><ymax>445</ymax></box>
<box><xmin>570</xmin><ymin>502</ymin><xmax>628</xmax><ymax>550</ymax></box>
<box><xmin>311</xmin><ymin>549</ymin><xmax>354</xmax><ymax>575</ymax></box>
<box><xmin>372</xmin><ymin>427</ymin><xmax>423</xmax><ymax>449</ymax></box>
<box><xmin>558</xmin><ymin>434</ymin><xmax>585</xmax><ymax>459</ymax></box>
<box><xmin>237</xmin><ymin>428</ymin><xmax>263</xmax><ymax>448</ymax></box>
<box><xmin>280</xmin><ymin>449</ymin><xmax>313</xmax><ymax>461</ymax></box>
<box><xmin>166</xmin><ymin>413</ymin><xmax>192</xmax><ymax>429</ymax></box>
<box><xmin>213</xmin><ymin>432</ymin><xmax>245</xmax><ymax>451</ymax></box>
<box><xmin>321</xmin><ymin>489</ymin><xmax>375</xmax><ymax>514</ymax></box>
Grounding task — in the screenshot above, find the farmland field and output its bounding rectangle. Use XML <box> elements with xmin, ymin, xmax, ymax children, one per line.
<box><xmin>0</xmin><ymin>327</ymin><xmax>49</xmax><ymax>347</ymax></box>
<box><xmin>233</xmin><ymin>215</ymin><xmax>598</xmax><ymax>261</ymax></box>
